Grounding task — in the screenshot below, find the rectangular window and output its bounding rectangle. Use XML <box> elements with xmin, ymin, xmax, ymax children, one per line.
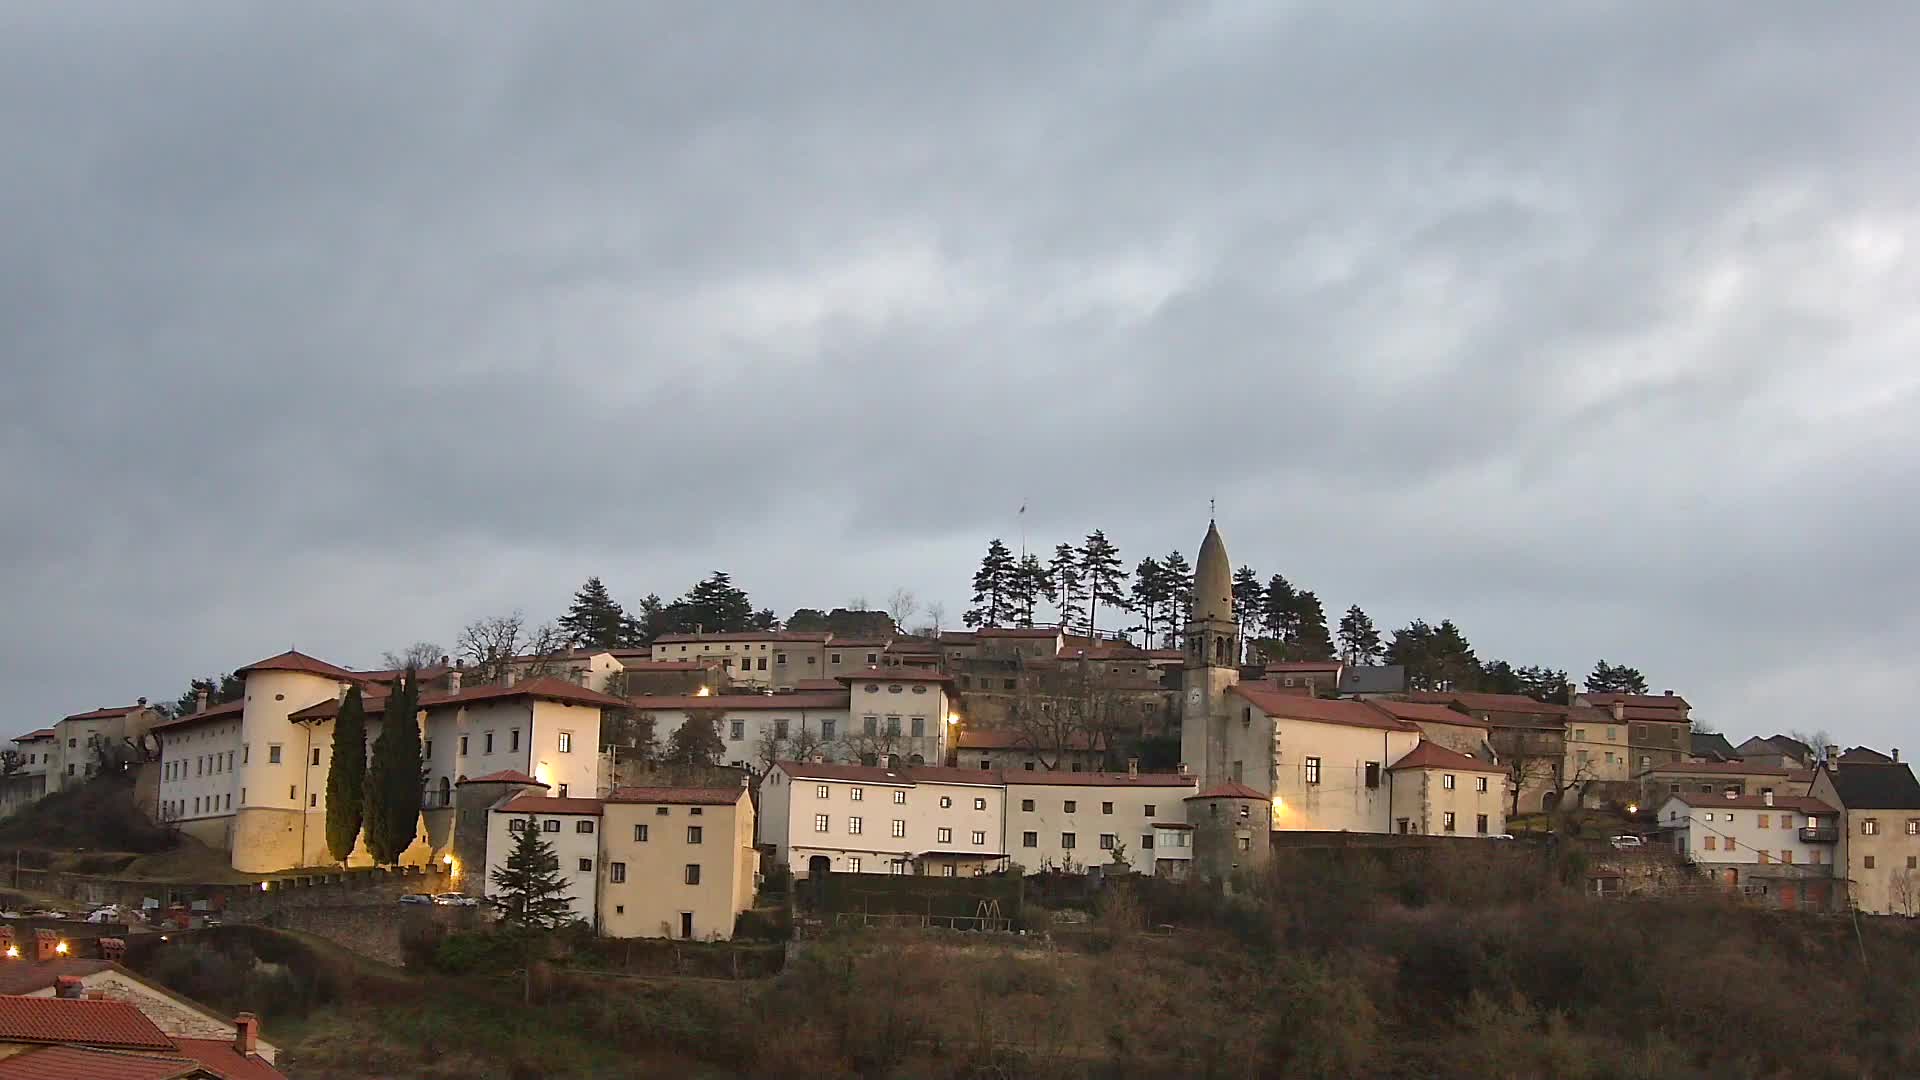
<box><xmin>937</xmin><ymin>827</ymin><xmax>952</xmax><ymax>844</ymax></box>
<box><xmin>975</xmin><ymin>797</ymin><xmax>987</xmax><ymax>811</ymax></box>
<box><xmin>816</xmin><ymin>784</ymin><xmax>831</xmax><ymax>799</ymax></box>
<box><xmin>510</xmin><ymin>818</ymin><xmax>527</xmax><ymax>833</ymax></box>
<box><xmin>1065</xmin><ymin>800</ymin><xmax>1077</xmax><ymax>813</ymax></box>
<box><xmin>892</xmin><ymin>819</ymin><xmax>906</xmax><ymax>837</ymax></box>
<box><xmin>685</xmin><ymin>864</ymin><xmax>701</xmax><ymax>885</ymax></box>
<box><xmin>1364</xmin><ymin>762</ymin><xmax>1381</xmax><ymax>789</ymax></box>
<box><xmin>731</xmin><ymin>720</ymin><xmax>746</xmax><ymax>740</ymax></box>
<box><xmin>1102</xmin><ymin>802</ymin><xmax>1114</xmax><ymax>815</ymax></box>
<box><xmin>1061</xmin><ymin>833</ymin><xmax>1076</xmax><ymax>849</ymax></box>
<box><xmin>1705</xmin><ymin>835</ymin><xmax>1717</xmax><ymax>850</ymax></box>
<box><xmin>848</xmin><ymin>817</ymin><xmax>862</xmax><ymax>835</ymax></box>
<box><xmin>849</xmin><ymin>787</ymin><xmax>863</xmax><ymax>801</ymax></box>
<box><xmin>1443</xmin><ymin>812</ymin><xmax>1456</xmax><ymax>833</ymax></box>
<box><xmin>243</xmin><ymin>744</ymin><xmax>249</xmax><ymax>764</ymax></box>
<box><xmin>864</xmin><ymin>716</ymin><xmax>878</xmax><ymax>736</ymax></box>
<box><xmin>687</xmin><ymin>825</ymin><xmax>703</xmax><ymax>844</ymax></box>
<box><xmin>1142</xmin><ymin>834</ymin><xmax>1155</xmax><ymax>850</ymax></box>
<box><xmin>1864</xmin><ymin>819</ymin><xmax>1880</xmax><ymax>836</ymax></box>
<box><xmin>459</xmin><ymin>735</ymin><xmax>469</xmax><ymax>755</ymax></box>
<box><xmin>610</xmin><ymin>862</ymin><xmax>626</xmax><ymax>883</ymax></box>
<box><xmin>972</xmin><ymin>830</ymin><xmax>985</xmax><ymax>845</ymax></box>
<box><xmin>309</xmin><ymin>794</ymin><xmax>318</xmax><ymax>807</ymax></box>
<box><xmin>813</xmin><ymin>814</ymin><xmax>829</xmax><ymax>833</ymax></box>
<box><xmin>1304</xmin><ymin>757</ymin><xmax>1321</xmax><ymax>785</ymax></box>
<box><xmin>911</xmin><ymin>716</ymin><xmax>925</xmax><ymax>737</ymax></box>
<box><xmin>1476</xmin><ymin>777</ymin><xmax>1489</xmax><ymax>793</ymax></box>
<box><xmin>576</xmin><ymin>820</ymin><xmax>594</xmax><ymax>834</ymax></box>
<box><xmin>775</xmin><ymin>719</ymin><xmax>789</xmax><ymax>739</ymax></box>
<box><xmin>821</xmin><ymin>719</ymin><xmax>836</xmax><ymax>740</ymax></box>
<box><xmin>268</xmin><ymin>744</ymin><xmax>282</xmax><ymax>764</ymax></box>
<box><xmin>832</xmin><ymin>653</ymin><xmax>842</xmax><ymax>664</ymax></box>
<box><xmin>311</xmin><ymin>747</ymin><xmax>321</xmax><ymax>766</ymax></box>
<box><xmin>942</xmin><ymin>865</ymin><xmax>956</xmax><ymax>877</ymax></box>
<box><xmin>1443</xmin><ymin>774</ymin><xmax>1456</xmax><ymax>790</ymax></box>
<box><xmin>511</xmin><ymin>729</ymin><xmax>521</xmax><ymax>752</ymax></box>
<box><xmin>1099</xmin><ymin>833</ymin><xmax>1116</xmax><ymax>850</ymax></box>
<box><xmin>485</xmin><ymin>732</ymin><xmax>495</xmax><ymax>753</ymax></box>
<box><xmin>1781</xmin><ymin>850</ymin><xmax>1794</xmax><ymax>864</ymax></box>
<box><xmin>1023</xmin><ymin>831</ymin><xmax>1038</xmax><ymax>847</ymax></box>
<box><xmin>757</xmin><ymin>657</ymin><xmax>767</xmax><ymax>671</ymax></box>
<box><xmin>1144</xmin><ymin>804</ymin><xmax>1156</xmax><ymax>816</ymax></box>
<box><xmin>655</xmin><ymin>806</ymin><xmax>669</xmax><ymax>816</ymax></box>
<box><xmin>892</xmin><ymin>790</ymin><xmax>906</xmax><ymax>805</ymax></box>
<box><xmin>1476</xmin><ymin>814</ymin><xmax>1488</xmax><ymax>834</ymax></box>
<box><xmin>775</xmin><ymin>652</ymin><xmax>786</xmax><ymax>665</ymax></box>
<box><xmin>634</xmin><ymin>823</ymin><xmax>649</xmax><ymax>842</ymax></box>
<box><xmin>578</xmin><ymin>858</ymin><xmax>593</xmax><ymax>872</ymax></box>
<box><xmin>1758</xmin><ymin>814</ymin><xmax>1769</xmax><ymax>829</ymax></box>
<box><xmin>544</xmin><ymin>819</ymin><xmax>560</xmax><ymax>832</ymax></box>
<box><xmin>424</xmin><ymin>740</ymin><xmax>433</xmax><ymax>760</ymax></box>
<box><xmin>1908</xmin><ymin>819</ymin><xmax>1920</xmax><ymax>835</ymax></box>
<box><xmin>558</xmin><ymin>732</ymin><xmax>572</xmax><ymax>753</ymax></box>
<box><xmin>886</xmin><ymin>716</ymin><xmax>901</xmax><ymax>736</ymax></box>
<box><xmin>939</xmin><ymin>795</ymin><xmax>952</xmax><ymax>809</ymax></box>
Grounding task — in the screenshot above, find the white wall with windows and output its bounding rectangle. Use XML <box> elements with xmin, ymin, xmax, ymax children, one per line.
<box><xmin>1004</xmin><ymin>774</ymin><xmax>1197</xmax><ymax>874</ymax></box>
<box><xmin>759</xmin><ymin>762</ymin><xmax>1005</xmax><ymax>877</ymax></box>
<box><xmin>486</xmin><ymin>797</ymin><xmax>602</xmax><ymax>924</ymax></box>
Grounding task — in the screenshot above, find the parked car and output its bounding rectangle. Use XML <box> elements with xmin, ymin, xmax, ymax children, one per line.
<box><xmin>1609</xmin><ymin>835</ymin><xmax>1645</xmax><ymax>849</ymax></box>
<box><xmin>1488</xmin><ymin>833</ymin><xmax>1517</xmax><ymax>841</ymax></box>
<box><xmin>397</xmin><ymin>893</ymin><xmax>433</xmax><ymax>905</ymax></box>
<box><xmin>84</xmin><ymin>906</ymin><xmax>124</xmax><ymax>924</ymax></box>
<box><xmin>430</xmin><ymin>893</ymin><xmax>479</xmax><ymax>907</ymax></box>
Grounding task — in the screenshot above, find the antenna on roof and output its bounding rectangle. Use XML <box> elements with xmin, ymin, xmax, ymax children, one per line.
<box><xmin>1209</xmin><ymin>497</ymin><xmax>1216</xmax><ymax>522</ymax></box>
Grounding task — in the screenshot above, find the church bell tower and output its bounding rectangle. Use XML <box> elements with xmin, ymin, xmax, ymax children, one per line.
<box><xmin>1179</xmin><ymin>518</ymin><xmax>1242</xmax><ymax>786</ymax></box>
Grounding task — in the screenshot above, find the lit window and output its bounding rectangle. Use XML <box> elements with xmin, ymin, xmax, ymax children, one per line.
<box><xmin>1443</xmin><ymin>774</ymin><xmax>1456</xmax><ymax>791</ymax></box>
<box><xmin>847</xmin><ymin>857</ymin><xmax>861</xmax><ymax>872</ymax></box>
<box><xmin>972</xmin><ymin>830</ymin><xmax>986</xmax><ymax>845</ymax></box>
<box><xmin>814</xmin><ymin>814</ymin><xmax>829</xmax><ymax>833</ymax></box>
<box><xmin>1443</xmin><ymin>813</ymin><xmax>1456</xmax><ymax>833</ymax></box>
<box><xmin>937</xmin><ymin>827</ymin><xmax>952</xmax><ymax>844</ymax></box>
<box><xmin>1476</xmin><ymin>777</ymin><xmax>1488</xmax><ymax>793</ymax></box>
<box><xmin>892</xmin><ymin>790</ymin><xmax>906</xmax><ymax>805</ymax></box>
<box><xmin>974</xmin><ymin>797</ymin><xmax>987</xmax><ymax>811</ymax></box>
<box><xmin>558</xmin><ymin>732</ymin><xmax>572</xmax><ymax>753</ymax></box>
<box><xmin>816</xmin><ymin>785</ymin><xmax>831</xmax><ymax>799</ymax></box>
<box><xmin>1863</xmin><ymin>819</ymin><xmax>1879</xmax><ymax>836</ymax></box>
<box><xmin>633</xmin><ymin>824</ymin><xmax>648</xmax><ymax>842</ymax></box>
<box><xmin>939</xmin><ymin>796</ymin><xmax>952</xmax><ymax>809</ymax></box>
<box><xmin>1304</xmin><ymin>757</ymin><xmax>1321</xmax><ymax>785</ymax></box>
<box><xmin>848</xmin><ymin>817</ymin><xmax>862</xmax><ymax>835</ymax></box>
<box><xmin>891</xmin><ymin>819</ymin><xmax>906</xmax><ymax>837</ymax></box>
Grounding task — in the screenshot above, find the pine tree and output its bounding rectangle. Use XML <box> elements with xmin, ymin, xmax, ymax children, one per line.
<box><xmin>668</xmin><ymin>572</ymin><xmax>755</xmax><ymax>634</ymax></box>
<box><xmin>1009</xmin><ymin>554</ymin><xmax>1050</xmax><ymax>627</ymax></box>
<box><xmin>1338</xmin><ymin>605</ymin><xmax>1384</xmax><ymax>666</ymax></box>
<box><xmin>1048</xmin><ymin>543</ymin><xmax>1083</xmax><ymax>630</ymax></box>
<box><xmin>1129</xmin><ymin>556</ymin><xmax>1167</xmax><ymax>648</ymax></box>
<box><xmin>1292</xmin><ymin>591</ymin><xmax>1334</xmax><ymax>661</ymax></box>
<box><xmin>1160</xmin><ymin>550</ymin><xmax>1193</xmax><ymax>644</ymax></box>
<box><xmin>1587</xmin><ymin>660</ymin><xmax>1649</xmax><ymax>695</ymax></box>
<box><xmin>558</xmin><ymin>576</ymin><xmax>629</xmax><ymax>649</ymax></box>
<box><xmin>965</xmin><ymin>539</ymin><xmax>1016</xmax><ymax>627</ymax></box>
<box><xmin>363</xmin><ymin>670</ymin><xmax>424</xmax><ymax>865</ymax></box>
<box><xmin>1430</xmin><ymin>621</ymin><xmax>1479</xmax><ymax>691</ymax></box>
<box><xmin>1077</xmin><ymin>531</ymin><xmax>1126</xmax><ymax>636</ymax></box>
<box><xmin>631</xmin><ymin>594</ymin><xmax>670</xmax><ymax>642</ymax></box>
<box><xmin>1517</xmin><ymin>664</ymin><xmax>1572</xmax><ymax>704</ymax></box>
<box><xmin>1231</xmin><ymin>566</ymin><xmax>1263</xmax><ymax>646</ymax></box>
<box><xmin>664</xmin><ymin>714</ymin><xmax>726</xmax><ymax>766</ymax></box>
<box><xmin>323</xmin><ymin>685</ymin><xmax>368</xmax><ymax>864</ymax></box>
<box><xmin>1261</xmin><ymin>575</ymin><xmax>1299</xmax><ymax>644</ymax></box>
<box><xmin>491</xmin><ymin>816</ymin><xmax>576</xmax><ymax>929</ymax></box>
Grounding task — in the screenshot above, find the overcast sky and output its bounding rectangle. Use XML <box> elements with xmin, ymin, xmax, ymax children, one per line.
<box><xmin>4</xmin><ymin>4</ymin><xmax>1916</xmax><ymax>749</ymax></box>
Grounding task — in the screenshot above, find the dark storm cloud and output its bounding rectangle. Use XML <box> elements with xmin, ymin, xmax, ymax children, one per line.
<box><xmin>3</xmin><ymin>3</ymin><xmax>1917</xmax><ymax>747</ymax></box>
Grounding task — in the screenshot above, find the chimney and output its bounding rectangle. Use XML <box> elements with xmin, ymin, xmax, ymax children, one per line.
<box><xmin>447</xmin><ymin>670</ymin><xmax>463</xmax><ymax>693</ymax></box>
<box><xmin>195</xmin><ymin>688</ymin><xmax>210</xmax><ymax>713</ymax></box>
<box><xmin>441</xmin><ymin>654</ymin><xmax>450</xmax><ymax>668</ymax></box>
<box><xmin>1128</xmin><ymin>758</ymin><xmax>1139</xmax><ymax>779</ymax></box>
<box><xmin>1663</xmin><ymin>689</ymin><xmax>1674</xmax><ymax>697</ymax></box>
<box><xmin>35</xmin><ymin>929</ymin><xmax>58</xmax><ymax>962</ymax></box>
<box><xmin>54</xmin><ymin>976</ymin><xmax>84</xmax><ymax>999</ymax></box>
<box><xmin>1763</xmin><ymin>791</ymin><xmax>1774</xmax><ymax>807</ymax></box>
<box><xmin>136</xmin><ymin>697</ymin><xmax>147</xmax><ymax>707</ymax></box>
<box><xmin>1177</xmin><ymin>762</ymin><xmax>1189</xmax><ymax>776</ymax></box>
<box><xmin>1826</xmin><ymin>745</ymin><xmax>1840</xmax><ymax>765</ymax></box>
<box><xmin>1895</xmin><ymin>749</ymin><xmax>1902</xmax><ymax>763</ymax></box>
<box><xmin>233</xmin><ymin>1012</ymin><xmax>259</xmax><ymax>1055</ymax></box>
<box><xmin>99</xmin><ymin>937</ymin><xmax>126</xmax><ymax>962</ymax></box>
<box><xmin>1610</xmin><ymin>702</ymin><xmax>1625</xmax><ymax>722</ymax></box>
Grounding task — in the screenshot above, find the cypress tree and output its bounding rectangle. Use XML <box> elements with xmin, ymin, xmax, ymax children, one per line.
<box><xmin>363</xmin><ymin>669</ymin><xmax>424</xmax><ymax>865</ymax></box>
<box><xmin>323</xmin><ymin>686</ymin><xmax>368</xmax><ymax>863</ymax></box>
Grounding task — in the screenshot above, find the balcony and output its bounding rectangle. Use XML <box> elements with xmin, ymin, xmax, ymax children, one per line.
<box><xmin>1798</xmin><ymin>826</ymin><xmax>1838</xmax><ymax>843</ymax></box>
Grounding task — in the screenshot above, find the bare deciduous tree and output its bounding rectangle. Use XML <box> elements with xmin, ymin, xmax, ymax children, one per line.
<box><xmin>753</xmin><ymin>719</ymin><xmax>828</xmax><ymax>774</ymax></box>
<box><xmin>382</xmin><ymin>641</ymin><xmax>445</xmax><ymax>671</ymax></box>
<box><xmin>0</xmin><ymin>749</ymin><xmax>22</xmax><ymax>777</ymax></box>
<box><xmin>1006</xmin><ymin>662</ymin><xmax>1157</xmax><ymax>771</ymax></box>
<box><xmin>886</xmin><ymin>588</ymin><xmax>919</xmax><ymax>630</ymax></box>
<box><xmin>457</xmin><ymin>612</ymin><xmax>570</xmax><ymax>686</ymax></box>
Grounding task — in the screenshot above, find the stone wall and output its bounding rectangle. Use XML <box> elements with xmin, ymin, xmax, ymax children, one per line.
<box><xmin>257</xmin><ymin>903</ymin><xmax>481</xmax><ymax>966</ymax></box>
<box><xmin>9</xmin><ymin>862</ymin><xmax>456</xmax><ymax>916</ymax></box>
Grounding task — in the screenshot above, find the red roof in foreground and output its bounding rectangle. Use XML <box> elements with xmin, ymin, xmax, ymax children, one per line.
<box><xmin>607</xmin><ymin>786</ymin><xmax>745</xmax><ymax>806</ymax></box>
<box><xmin>233</xmin><ymin>650</ymin><xmax>358</xmax><ymax>681</ymax></box>
<box><xmin>60</xmin><ymin>705</ymin><xmax>145</xmax><ymax>722</ymax></box>
<box><xmin>171</xmin><ymin>1037</ymin><xmax>285</xmax><ymax>1080</ymax></box>
<box><xmin>1186</xmin><ymin>782</ymin><xmax>1267</xmax><ymax>801</ymax></box>
<box><xmin>1229</xmin><ymin>685</ymin><xmax>1420</xmax><ymax>733</ymax></box>
<box><xmin>1389</xmin><ymin>741</ymin><xmax>1505</xmax><ymax>773</ymax></box>
<box><xmin>0</xmin><ymin>1045</ymin><xmax>200</xmax><ymax>1080</ymax></box>
<box><xmin>497</xmin><ymin>795</ymin><xmax>603</xmax><ymax>816</ymax></box>
<box><xmin>458</xmin><ymin>770</ymin><xmax>546</xmax><ymax>787</ymax></box>
<box><xmin>0</xmin><ymin>995</ymin><xmax>176</xmax><ymax>1050</ymax></box>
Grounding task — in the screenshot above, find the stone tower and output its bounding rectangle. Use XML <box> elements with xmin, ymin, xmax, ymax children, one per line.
<box><xmin>1179</xmin><ymin>519</ymin><xmax>1242</xmax><ymax>787</ymax></box>
<box><xmin>1185</xmin><ymin>782</ymin><xmax>1273</xmax><ymax>883</ymax></box>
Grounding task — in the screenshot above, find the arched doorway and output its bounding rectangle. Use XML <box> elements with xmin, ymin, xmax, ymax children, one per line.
<box><xmin>908</xmin><ymin>753</ymin><xmax>925</xmax><ymax>766</ymax></box>
<box><xmin>808</xmin><ymin>855</ymin><xmax>831</xmax><ymax>878</ymax></box>
<box><xmin>438</xmin><ymin>776</ymin><xmax>451</xmax><ymax>807</ymax></box>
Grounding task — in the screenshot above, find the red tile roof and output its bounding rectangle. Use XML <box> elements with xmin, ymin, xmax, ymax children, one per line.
<box><xmin>1001</xmin><ymin>771</ymin><xmax>1197</xmax><ymax>788</ymax></box>
<box><xmin>0</xmin><ymin>1045</ymin><xmax>201</xmax><ymax>1080</ymax></box>
<box><xmin>170</xmin><ymin>1037</ymin><xmax>286</xmax><ymax>1080</ymax></box>
<box><xmin>1265</xmin><ymin>661</ymin><xmax>1341</xmax><ymax>674</ymax></box>
<box><xmin>1229</xmin><ymin>685</ymin><xmax>1419</xmax><ymax>732</ymax></box>
<box><xmin>614</xmin><ymin>660</ymin><xmax>712</xmax><ymax>672</ymax></box>
<box><xmin>974</xmin><ymin>627</ymin><xmax>1061</xmax><ymax>639</ymax></box>
<box><xmin>12</xmin><ymin>728</ymin><xmax>55</xmax><ymax>742</ymax></box>
<box><xmin>1186</xmin><ymin>781</ymin><xmax>1267</xmax><ymax>801</ymax></box>
<box><xmin>1389</xmin><ymin>741</ymin><xmax>1505</xmax><ymax>773</ymax></box>
<box><xmin>775</xmin><ymin>760</ymin><xmax>1004</xmax><ymax>786</ymax></box>
<box><xmin>60</xmin><ymin>705</ymin><xmax>145</xmax><ymax>723</ymax></box>
<box><xmin>459</xmin><ymin>769</ymin><xmax>546</xmax><ymax>786</ymax></box>
<box><xmin>787</xmin><ymin>678</ymin><xmax>845</xmax><ymax>692</ymax></box>
<box><xmin>497</xmin><ymin>795</ymin><xmax>603</xmax><ymax>816</ymax></box>
<box><xmin>606</xmin><ymin>786</ymin><xmax>745</xmax><ymax>806</ymax></box>
<box><xmin>232</xmin><ymin>650</ymin><xmax>357</xmax><ymax>681</ymax></box>
<box><xmin>836</xmin><ymin>668</ymin><xmax>954</xmax><ymax>684</ymax></box>
<box><xmin>0</xmin><ymin>960</ymin><xmax>115</xmax><ymax>997</ymax></box>
<box><xmin>1583</xmin><ymin>692</ymin><xmax>1690</xmax><ymax>710</ymax></box>
<box><xmin>1366</xmin><ymin>700</ymin><xmax>1490</xmax><ymax>729</ymax></box>
<box><xmin>1410</xmin><ymin>691</ymin><xmax>1570</xmax><ymax>718</ymax></box>
<box><xmin>0</xmin><ymin>995</ymin><xmax>176</xmax><ymax>1050</ymax></box>
<box><xmin>150</xmin><ymin>700</ymin><xmax>245</xmax><ymax>732</ymax></box>
<box><xmin>1666</xmin><ymin>793</ymin><xmax>1835</xmax><ymax>813</ymax></box>
<box><xmin>421</xmin><ymin>677</ymin><xmax>629</xmax><ymax>711</ymax></box>
<box><xmin>629</xmin><ymin>692</ymin><xmax>849</xmax><ymax>712</ymax></box>
<box><xmin>651</xmin><ymin>631</ymin><xmax>830</xmax><ymax>644</ymax></box>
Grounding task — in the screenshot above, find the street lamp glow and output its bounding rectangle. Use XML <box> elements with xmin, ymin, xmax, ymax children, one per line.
<box><xmin>4</xmin><ymin>945</ymin><xmax>18</xmax><ymax>959</ymax></box>
<box><xmin>54</xmin><ymin>941</ymin><xmax>68</xmax><ymax>955</ymax></box>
